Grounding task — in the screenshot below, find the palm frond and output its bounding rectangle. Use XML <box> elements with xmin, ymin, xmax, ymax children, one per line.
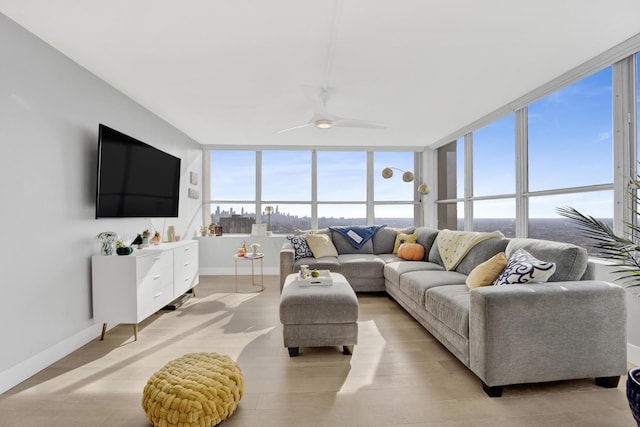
<box><xmin>555</xmin><ymin>205</ymin><xmax>640</xmax><ymax>288</ymax></box>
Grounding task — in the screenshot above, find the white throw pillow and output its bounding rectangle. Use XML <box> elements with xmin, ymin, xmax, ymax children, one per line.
<box><xmin>493</xmin><ymin>248</ymin><xmax>556</xmax><ymax>286</ymax></box>
<box><xmin>305</xmin><ymin>233</ymin><xmax>339</xmax><ymax>258</ymax></box>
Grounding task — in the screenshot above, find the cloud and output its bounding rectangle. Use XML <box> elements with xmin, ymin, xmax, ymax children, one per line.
<box><xmin>596</xmin><ymin>131</ymin><xmax>611</xmax><ymax>143</ymax></box>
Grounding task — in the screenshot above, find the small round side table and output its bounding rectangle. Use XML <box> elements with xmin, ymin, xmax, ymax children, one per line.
<box><xmin>233</xmin><ymin>253</ymin><xmax>264</xmax><ymax>293</ymax></box>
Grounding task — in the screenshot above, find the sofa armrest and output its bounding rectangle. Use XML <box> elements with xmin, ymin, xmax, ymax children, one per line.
<box><xmin>280</xmin><ymin>242</ymin><xmax>295</xmax><ymax>291</ymax></box>
<box><xmin>469</xmin><ymin>280</ymin><xmax>627</xmax><ymax>387</ymax></box>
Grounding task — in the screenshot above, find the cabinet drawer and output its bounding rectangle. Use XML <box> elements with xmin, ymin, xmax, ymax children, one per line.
<box><xmin>136</xmin><ymin>251</ymin><xmax>172</xmax><ymax>283</ymax></box>
<box><xmin>137</xmin><ymin>252</ymin><xmax>173</xmax><ymax>319</ymax></box>
<box><xmin>174</xmin><ymin>243</ymin><xmax>199</xmax><ymax>295</ymax></box>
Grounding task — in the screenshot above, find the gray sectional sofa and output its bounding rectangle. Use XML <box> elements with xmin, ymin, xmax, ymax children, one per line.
<box><xmin>279</xmin><ymin>226</ymin><xmax>628</xmax><ymax>397</ymax></box>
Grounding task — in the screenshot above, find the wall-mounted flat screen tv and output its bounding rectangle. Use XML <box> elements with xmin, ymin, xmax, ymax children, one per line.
<box><xmin>95</xmin><ymin>124</ymin><xmax>181</xmax><ymax>218</ymax></box>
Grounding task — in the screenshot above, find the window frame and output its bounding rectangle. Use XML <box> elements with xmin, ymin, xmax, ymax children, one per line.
<box><xmin>204</xmin><ymin>149</ymin><xmax>423</xmax><ymax>233</ymax></box>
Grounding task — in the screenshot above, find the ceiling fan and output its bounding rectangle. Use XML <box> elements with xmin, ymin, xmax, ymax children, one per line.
<box><xmin>277</xmin><ymin>85</ymin><xmax>388</xmax><ymax>133</ymax></box>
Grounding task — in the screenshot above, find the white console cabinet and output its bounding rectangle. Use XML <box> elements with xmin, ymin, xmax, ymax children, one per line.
<box><xmin>92</xmin><ymin>240</ymin><xmax>199</xmax><ymax>340</ymax></box>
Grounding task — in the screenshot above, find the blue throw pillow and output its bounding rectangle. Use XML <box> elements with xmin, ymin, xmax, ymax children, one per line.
<box><xmin>287</xmin><ymin>235</ymin><xmax>314</xmax><ymax>260</ymax></box>
<box><xmin>493</xmin><ymin>248</ymin><xmax>556</xmax><ymax>286</ymax></box>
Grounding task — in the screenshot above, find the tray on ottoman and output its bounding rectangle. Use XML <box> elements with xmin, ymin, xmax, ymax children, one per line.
<box><xmin>292</xmin><ymin>269</ymin><xmax>334</xmax><ymax>286</ymax></box>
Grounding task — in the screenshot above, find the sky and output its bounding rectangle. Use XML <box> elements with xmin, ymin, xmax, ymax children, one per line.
<box><xmin>210</xmin><ymin>151</ymin><xmax>416</xmax><ymax>218</ymax></box>
<box><xmin>210</xmin><ymin>65</ymin><xmax>620</xmax><ymax>220</ymax></box>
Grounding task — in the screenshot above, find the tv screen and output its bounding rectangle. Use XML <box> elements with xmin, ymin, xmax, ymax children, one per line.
<box><xmin>96</xmin><ymin>124</ymin><xmax>181</xmax><ymax>218</ymax></box>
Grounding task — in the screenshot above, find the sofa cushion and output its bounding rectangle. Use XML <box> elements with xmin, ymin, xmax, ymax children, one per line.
<box><xmin>293</xmin><ymin>256</ymin><xmax>340</xmax><ymax>272</ymax></box>
<box><xmin>384</xmin><ymin>261</ymin><xmax>444</xmax><ymax>285</ymax></box>
<box><xmin>306</xmin><ymin>233</ymin><xmax>339</xmax><ymax>258</ymax></box>
<box><xmin>331</xmin><ymin>229</ymin><xmax>374</xmax><ymax>254</ymax></box>
<box><xmin>414</xmin><ymin>227</ymin><xmax>440</xmax><ymax>260</ymax></box>
<box><xmin>505</xmin><ymin>238</ymin><xmax>587</xmax><ymax>282</ymax></box>
<box><xmin>424</xmin><ymin>285</ymin><xmax>470</xmax><ymax>339</ymax></box>
<box><xmin>428</xmin><ymin>242</ymin><xmax>445</xmax><ymax>267</ymax></box>
<box><xmin>372</xmin><ymin>226</ymin><xmax>415</xmax><ymax>254</ymax></box>
<box><xmin>338</xmin><ymin>254</ymin><xmax>386</xmax><ymax>280</ymax></box>
<box><xmin>378</xmin><ymin>253</ymin><xmax>403</xmax><ymax>263</ymax></box>
<box><xmin>494</xmin><ymin>248</ymin><xmax>556</xmax><ymax>286</ymax></box>
<box><xmin>286</xmin><ymin>235</ymin><xmax>314</xmax><ymax>260</ymax></box>
<box><xmin>466</xmin><ymin>252</ymin><xmax>508</xmax><ymax>288</ymax></box>
<box><xmin>399</xmin><ymin>270</ymin><xmax>467</xmax><ymax>307</ymax></box>
<box><xmin>455</xmin><ymin>237</ymin><xmax>509</xmax><ymax>276</ymax></box>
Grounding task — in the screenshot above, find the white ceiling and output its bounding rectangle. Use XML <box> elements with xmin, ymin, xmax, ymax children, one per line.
<box><xmin>3</xmin><ymin>1</ymin><xmax>640</xmax><ymax>149</ymax></box>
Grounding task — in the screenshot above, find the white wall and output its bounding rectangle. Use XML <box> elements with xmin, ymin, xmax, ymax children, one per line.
<box><xmin>198</xmin><ymin>235</ymin><xmax>287</xmax><ymax>275</ymax></box>
<box><xmin>593</xmin><ymin>261</ymin><xmax>640</xmax><ymax>365</ymax></box>
<box><xmin>0</xmin><ymin>14</ymin><xmax>202</xmax><ymax>393</ymax></box>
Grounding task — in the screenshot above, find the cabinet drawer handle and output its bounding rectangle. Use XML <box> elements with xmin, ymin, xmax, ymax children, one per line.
<box><xmin>153</xmin><ymin>275</ymin><xmax>161</xmax><ymax>280</ymax></box>
<box><xmin>154</xmin><ymin>256</ymin><xmax>161</xmax><ymax>261</ymax></box>
<box><xmin>184</xmin><ymin>276</ymin><xmax>191</xmax><ymax>282</ymax></box>
<box><xmin>184</xmin><ymin>248</ymin><xmax>190</xmax><ymax>252</ymax></box>
<box><xmin>154</xmin><ymin>292</ymin><xmax>162</xmax><ymax>298</ymax></box>
<box><xmin>183</xmin><ymin>262</ymin><xmax>189</xmax><ymax>267</ymax></box>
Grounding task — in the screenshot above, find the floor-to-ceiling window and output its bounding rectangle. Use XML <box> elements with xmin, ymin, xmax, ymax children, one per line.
<box><xmin>317</xmin><ymin>151</ymin><xmax>367</xmax><ymax>228</ymax></box>
<box><xmin>374</xmin><ymin>151</ymin><xmax>416</xmax><ymax>227</ymax></box>
<box><xmin>436</xmin><ymin>64</ymin><xmax>617</xmax><ymax>247</ymax></box>
<box><xmin>527</xmin><ymin>67</ymin><xmax>613</xmax><ymax>244</ymax></box>
<box><xmin>472</xmin><ymin>114</ymin><xmax>516</xmax><ymax>237</ymax></box>
<box><xmin>262</xmin><ymin>150</ymin><xmax>312</xmax><ymax>232</ymax></box>
<box><xmin>206</xmin><ymin>150</ymin><xmax>420</xmax><ymax>233</ymax></box>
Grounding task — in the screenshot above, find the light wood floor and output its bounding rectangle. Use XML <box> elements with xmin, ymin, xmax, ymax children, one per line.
<box><xmin>0</xmin><ymin>275</ymin><xmax>635</xmax><ymax>426</ymax></box>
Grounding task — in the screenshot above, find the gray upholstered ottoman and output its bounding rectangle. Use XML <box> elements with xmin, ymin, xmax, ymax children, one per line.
<box><xmin>280</xmin><ymin>272</ymin><xmax>358</xmax><ymax>357</ymax></box>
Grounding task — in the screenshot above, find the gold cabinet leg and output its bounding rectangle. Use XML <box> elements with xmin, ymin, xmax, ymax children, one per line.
<box><xmin>100</xmin><ymin>323</ymin><xmax>107</xmax><ymax>340</ymax></box>
<box><xmin>133</xmin><ymin>324</ymin><xmax>138</xmax><ymax>341</ymax></box>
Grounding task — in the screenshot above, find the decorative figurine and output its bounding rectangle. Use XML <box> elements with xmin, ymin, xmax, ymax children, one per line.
<box><xmin>132</xmin><ymin>234</ymin><xmax>144</xmax><ymax>249</ymax></box>
<box><xmin>251</xmin><ymin>243</ymin><xmax>261</xmax><ymax>255</ymax></box>
<box><xmin>141</xmin><ymin>229</ymin><xmax>150</xmax><ymax>247</ymax></box>
<box><xmin>151</xmin><ymin>231</ymin><xmax>161</xmax><ymax>245</ymax></box>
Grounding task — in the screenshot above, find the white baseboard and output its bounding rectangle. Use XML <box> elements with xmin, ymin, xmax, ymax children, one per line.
<box><xmin>0</xmin><ymin>323</ymin><xmax>102</xmax><ymax>394</ymax></box>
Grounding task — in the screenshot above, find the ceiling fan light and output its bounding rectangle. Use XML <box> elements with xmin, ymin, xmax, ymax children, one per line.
<box><xmin>315</xmin><ymin>119</ymin><xmax>333</xmax><ymax>129</ymax></box>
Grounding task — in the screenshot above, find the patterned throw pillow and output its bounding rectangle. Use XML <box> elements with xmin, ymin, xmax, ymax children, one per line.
<box><xmin>493</xmin><ymin>248</ymin><xmax>556</xmax><ymax>286</ymax></box>
<box><xmin>287</xmin><ymin>235</ymin><xmax>314</xmax><ymax>260</ymax></box>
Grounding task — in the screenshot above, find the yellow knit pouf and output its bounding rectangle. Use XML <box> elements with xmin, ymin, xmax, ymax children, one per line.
<box><xmin>142</xmin><ymin>352</ymin><xmax>244</xmax><ymax>427</ymax></box>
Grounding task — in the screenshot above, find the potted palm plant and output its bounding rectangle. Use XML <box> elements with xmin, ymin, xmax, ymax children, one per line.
<box><xmin>556</xmin><ymin>179</ymin><xmax>640</xmax><ymax>425</ymax></box>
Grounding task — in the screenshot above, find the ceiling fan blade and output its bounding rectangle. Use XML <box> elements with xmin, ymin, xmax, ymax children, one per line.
<box><xmin>333</xmin><ymin>118</ymin><xmax>388</xmax><ymax>130</ymax></box>
<box><xmin>277</xmin><ymin>122</ymin><xmax>314</xmax><ymax>134</ymax></box>
<box><xmin>301</xmin><ymin>85</ymin><xmax>330</xmax><ymax>117</ymax></box>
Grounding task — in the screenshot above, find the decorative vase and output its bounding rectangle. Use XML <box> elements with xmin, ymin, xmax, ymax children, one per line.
<box><xmin>101</xmin><ymin>242</ymin><xmax>115</xmax><ymax>256</ymax></box>
<box><xmin>116</xmin><ymin>246</ymin><xmax>133</xmax><ymax>256</ymax></box>
<box><xmin>627</xmin><ymin>367</ymin><xmax>640</xmax><ymax>426</ymax></box>
<box><xmin>96</xmin><ymin>231</ymin><xmax>119</xmax><ymax>256</ymax></box>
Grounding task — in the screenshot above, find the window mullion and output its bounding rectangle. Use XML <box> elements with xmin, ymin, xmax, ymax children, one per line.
<box><xmin>515</xmin><ymin>107</ymin><xmax>528</xmax><ymax>238</ymax></box>
<box><xmin>311</xmin><ymin>149</ymin><xmax>318</xmax><ymax>229</ymax></box>
<box><xmin>464</xmin><ymin>133</ymin><xmax>473</xmax><ymax>231</ymax></box>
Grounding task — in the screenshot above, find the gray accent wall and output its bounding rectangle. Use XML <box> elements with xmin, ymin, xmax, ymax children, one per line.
<box><xmin>0</xmin><ymin>14</ymin><xmax>202</xmax><ymax>392</ymax></box>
